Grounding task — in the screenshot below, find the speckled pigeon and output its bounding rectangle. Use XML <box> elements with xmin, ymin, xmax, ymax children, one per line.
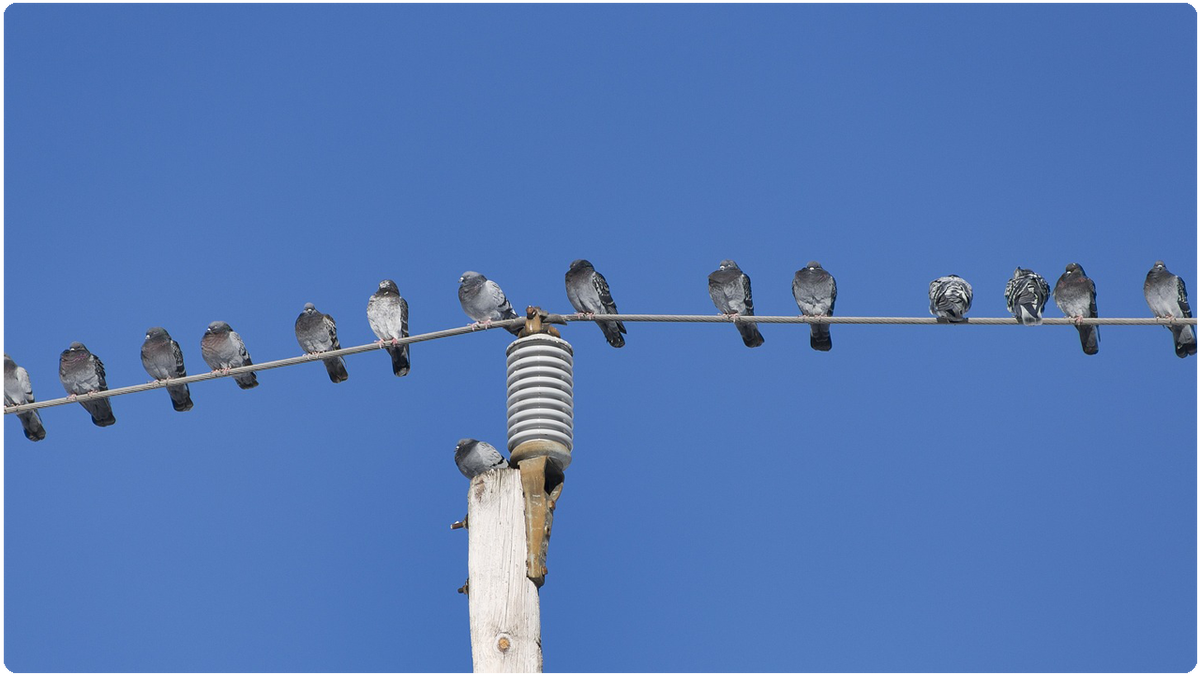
<box><xmin>1004</xmin><ymin>267</ymin><xmax>1051</xmax><ymax>326</ymax></box>
<box><xmin>1053</xmin><ymin>263</ymin><xmax>1099</xmax><ymax>355</ymax></box>
<box><xmin>929</xmin><ymin>275</ymin><xmax>973</xmax><ymax>323</ymax></box>
<box><xmin>200</xmin><ymin>321</ymin><xmax>258</xmax><ymax>389</ymax></box>
<box><xmin>1144</xmin><ymin>260</ymin><xmax>1196</xmax><ymax>358</ymax></box>
<box><xmin>459</xmin><ymin>271</ymin><xmax>522</xmax><ymax>336</ymax></box>
<box><xmin>708</xmin><ymin>260</ymin><xmax>764</xmax><ymax>347</ymax></box>
<box><xmin>367</xmin><ymin>280</ymin><xmax>410</xmax><ymax>377</ymax></box>
<box><xmin>59</xmin><ymin>342</ymin><xmax>115</xmax><ymax>427</ymax></box>
<box><xmin>455</xmin><ymin>438</ymin><xmax>510</xmax><ymax>479</ymax></box>
<box><xmin>792</xmin><ymin>262</ymin><xmax>837</xmax><ymax>351</ymax></box>
<box><xmin>5</xmin><ymin>354</ymin><xmax>46</xmax><ymax>441</ymax></box>
<box><xmin>295</xmin><ymin>303</ymin><xmax>349</xmax><ymax>383</ymax></box>
<box><xmin>565</xmin><ymin>259</ymin><xmax>626</xmax><ymax>348</ymax></box>
<box><xmin>141</xmin><ymin>327</ymin><xmax>193</xmax><ymax>411</ymax></box>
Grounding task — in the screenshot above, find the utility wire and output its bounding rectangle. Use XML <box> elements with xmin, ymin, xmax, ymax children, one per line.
<box><xmin>5</xmin><ymin>312</ymin><xmax>1195</xmax><ymax>415</ymax></box>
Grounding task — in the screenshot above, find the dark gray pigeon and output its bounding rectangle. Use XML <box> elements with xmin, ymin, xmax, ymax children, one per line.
<box><xmin>5</xmin><ymin>354</ymin><xmax>46</xmax><ymax>441</ymax></box>
<box><xmin>200</xmin><ymin>321</ymin><xmax>258</xmax><ymax>389</ymax></box>
<box><xmin>929</xmin><ymin>275</ymin><xmax>973</xmax><ymax>323</ymax></box>
<box><xmin>141</xmin><ymin>327</ymin><xmax>193</xmax><ymax>411</ymax></box>
<box><xmin>295</xmin><ymin>303</ymin><xmax>349</xmax><ymax>383</ymax></box>
<box><xmin>708</xmin><ymin>260</ymin><xmax>764</xmax><ymax>347</ymax></box>
<box><xmin>454</xmin><ymin>438</ymin><xmax>509</xmax><ymax>479</ymax></box>
<box><xmin>1053</xmin><ymin>263</ymin><xmax>1099</xmax><ymax>355</ymax></box>
<box><xmin>1004</xmin><ymin>267</ymin><xmax>1051</xmax><ymax>326</ymax></box>
<box><xmin>565</xmin><ymin>259</ymin><xmax>626</xmax><ymax>348</ymax></box>
<box><xmin>367</xmin><ymin>280</ymin><xmax>410</xmax><ymax>377</ymax></box>
<box><xmin>459</xmin><ymin>271</ymin><xmax>522</xmax><ymax>336</ymax></box>
<box><xmin>59</xmin><ymin>342</ymin><xmax>115</xmax><ymax>427</ymax></box>
<box><xmin>792</xmin><ymin>261</ymin><xmax>837</xmax><ymax>351</ymax></box>
<box><xmin>1144</xmin><ymin>260</ymin><xmax>1196</xmax><ymax>358</ymax></box>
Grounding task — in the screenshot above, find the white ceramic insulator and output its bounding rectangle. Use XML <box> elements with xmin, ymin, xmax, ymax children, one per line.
<box><xmin>505</xmin><ymin>335</ymin><xmax>573</xmax><ymax>459</ymax></box>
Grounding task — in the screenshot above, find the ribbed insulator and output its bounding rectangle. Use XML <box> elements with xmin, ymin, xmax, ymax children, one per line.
<box><xmin>505</xmin><ymin>334</ymin><xmax>573</xmax><ymax>469</ymax></box>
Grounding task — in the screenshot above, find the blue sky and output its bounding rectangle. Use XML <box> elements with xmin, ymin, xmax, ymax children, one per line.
<box><xmin>3</xmin><ymin>3</ymin><xmax>1196</xmax><ymax>672</ymax></box>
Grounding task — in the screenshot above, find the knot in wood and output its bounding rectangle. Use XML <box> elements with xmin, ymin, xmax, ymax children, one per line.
<box><xmin>497</xmin><ymin>636</ymin><xmax>511</xmax><ymax>652</ymax></box>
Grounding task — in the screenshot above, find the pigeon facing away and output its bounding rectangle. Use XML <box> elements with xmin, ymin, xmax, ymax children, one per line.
<box><xmin>141</xmin><ymin>327</ymin><xmax>193</xmax><ymax>411</ymax></box>
<box><xmin>792</xmin><ymin>261</ymin><xmax>837</xmax><ymax>351</ymax></box>
<box><xmin>59</xmin><ymin>342</ymin><xmax>115</xmax><ymax>427</ymax></box>
<box><xmin>708</xmin><ymin>260</ymin><xmax>764</xmax><ymax>347</ymax></box>
<box><xmin>5</xmin><ymin>354</ymin><xmax>46</xmax><ymax>441</ymax></box>
<box><xmin>1004</xmin><ymin>267</ymin><xmax>1051</xmax><ymax>326</ymax></box>
<box><xmin>454</xmin><ymin>438</ymin><xmax>509</xmax><ymax>479</ymax></box>
<box><xmin>367</xmin><ymin>280</ymin><xmax>410</xmax><ymax>377</ymax></box>
<box><xmin>200</xmin><ymin>321</ymin><xmax>258</xmax><ymax>389</ymax></box>
<box><xmin>459</xmin><ymin>271</ymin><xmax>522</xmax><ymax>336</ymax></box>
<box><xmin>929</xmin><ymin>275</ymin><xmax>973</xmax><ymax>323</ymax></box>
<box><xmin>1053</xmin><ymin>263</ymin><xmax>1100</xmax><ymax>355</ymax></box>
<box><xmin>565</xmin><ymin>259</ymin><xmax>626</xmax><ymax>348</ymax></box>
<box><xmin>295</xmin><ymin>303</ymin><xmax>349</xmax><ymax>383</ymax></box>
<box><xmin>1144</xmin><ymin>260</ymin><xmax>1197</xmax><ymax>358</ymax></box>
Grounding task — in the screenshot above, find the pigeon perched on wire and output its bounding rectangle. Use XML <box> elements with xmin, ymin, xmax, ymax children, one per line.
<box><xmin>295</xmin><ymin>303</ymin><xmax>349</xmax><ymax>383</ymax></box>
<box><xmin>708</xmin><ymin>260</ymin><xmax>764</xmax><ymax>347</ymax></box>
<box><xmin>1004</xmin><ymin>267</ymin><xmax>1051</xmax><ymax>326</ymax></box>
<box><xmin>1053</xmin><ymin>263</ymin><xmax>1099</xmax><ymax>355</ymax></box>
<box><xmin>5</xmin><ymin>354</ymin><xmax>46</xmax><ymax>441</ymax></box>
<box><xmin>200</xmin><ymin>321</ymin><xmax>258</xmax><ymax>389</ymax></box>
<box><xmin>141</xmin><ymin>327</ymin><xmax>193</xmax><ymax>411</ymax></box>
<box><xmin>59</xmin><ymin>342</ymin><xmax>115</xmax><ymax>427</ymax></box>
<box><xmin>1144</xmin><ymin>260</ymin><xmax>1196</xmax><ymax>358</ymax></box>
<box><xmin>565</xmin><ymin>259</ymin><xmax>626</xmax><ymax>348</ymax></box>
<box><xmin>929</xmin><ymin>275</ymin><xmax>973</xmax><ymax>323</ymax></box>
<box><xmin>455</xmin><ymin>438</ymin><xmax>509</xmax><ymax>479</ymax></box>
<box><xmin>367</xmin><ymin>280</ymin><xmax>410</xmax><ymax>377</ymax></box>
<box><xmin>792</xmin><ymin>261</ymin><xmax>837</xmax><ymax>351</ymax></box>
<box><xmin>459</xmin><ymin>271</ymin><xmax>522</xmax><ymax>336</ymax></box>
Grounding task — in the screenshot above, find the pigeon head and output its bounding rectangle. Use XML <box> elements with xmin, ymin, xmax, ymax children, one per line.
<box><xmin>806</xmin><ymin>261</ymin><xmax>822</xmax><ymax>270</ymax></box>
<box><xmin>145</xmin><ymin>327</ymin><xmax>168</xmax><ymax>340</ymax></box>
<box><xmin>206</xmin><ymin>321</ymin><xmax>231</xmax><ymax>334</ymax></box>
<box><xmin>1064</xmin><ymin>262</ymin><xmax>1084</xmax><ymax>275</ymax></box>
<box><xmin>717</xmin><ymin>259</ymin><xmax>739</xmax><ymax>271</ymax></box>
<box><xmin>1152</xmin><ymin>260</ymin><xmax>1167</xmax><ymax>270</ymax></box>
<box><xmin>460</xmin><ymin>271</ymin><xmax>484</xmax><ymax>285</ymax></box>
<box><xmin>456</xmin><ymin>438</ymin><xmax>476</xmax><ymax>451</ymax></box>
<box><xmin>302</xmin><ymin>303</ymin><xmax>317</xmax><ymax>314</ymax></box>
<box><xmin>569</xmin><ymin>259</ymin><xmax>593</xmax><ymax>272</ymax></box>
<box><xmin>378</xmin><ymin>279</ymin><xmax>399</xmax><ymax>293</ymax></box>
<box><xmin>64</xmin><ymin>342</ymin><xmax>87</xmax><ymax>354</ymax></box>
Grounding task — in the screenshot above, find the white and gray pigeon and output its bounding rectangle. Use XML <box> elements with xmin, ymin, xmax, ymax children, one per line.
<box><xmin>708</xmin><ymin>259</ymin><xmax>764</xmax><ymax>347</ymax></box>
<box><xmin>929</xmin><ymin>275</ymin><xmax>973</xmax><ymax>323</ymax></box>
<box><xmin>565</xmin><ymin>259</ymin><xmax>626</xmax><ymax>348</ymax></box>
<box><xmin>200</xmin><ymin>321</ymin><xmax>258</xmax><ymax>389</ymax></box>
<box><xmin>59</xmin><ymin>342</ymin><xmax>115</xmax><ymax>427</ymax></box>
<box><xmin>792</xmin><ymin>261</ymin><xmax>837</xmax><ymax>352</ymax></box>
<box><xmin>455</xmin><ymin>438</ymin><xmax>510</xmax><ymax>479</ymax></box>
<box><xmin>367</xmin><ymin>280</ymin><xmax>410</xmax><ymax>377</ymax></box>
<box><xmin>1144</xmin><ymin>260</ymin><xmax>1197</xmax><ymax>358</ymax></box>
<box><xmin>1004</xmin><ymin>267</ymin><xmax>1051</xmax><ymax>326</ymax></box>
<box><xmin>141</xmin><ymin>327</ymin><xmax>193</xmax><ymax>411</ymax></box>
<box><xmin>459</xmin><ymin>271</ymin><xmax>522</xmax><ymax>336</ymax></box>
<box><xmin>5</xmin><ymin>354</ymin><xmax>46</xmax><ymax>442</ymax></box>
<box><xmin>295</xmin><ymin>303</ymin><xmax>349</xmax><ymax>383</ymax></box>
<box><xmin>1053</xmin><ymin>263</ymin><xmax>1099</xmax><ymax>355</ymax></box>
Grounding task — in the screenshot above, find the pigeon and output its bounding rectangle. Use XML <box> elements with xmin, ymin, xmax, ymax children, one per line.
<box><xmin>459</xmin><ymin>271</ymin><xmax>522</xmax><ymax>336</ymax></box>
<box><xmin>200</xmin><ymin>321</ymin><xmax>258</xmax><ymax>389</ymax></box>
<box><xmin>367</xmin><ymin>280</ymin><xmax>410</xmax><ymax>377</ymax></box>
<box><xmin>59</xmin><ymin>342</ymin><xmax>115</xmax><ymax>427</ymax></box>
<box><xmin>454</xmin><ymin>438</ymin><xmax>510</xmax><ymax>479</ymax></box>
<box><xmin>1004</xmin><ymin>267</ymin><xmax>1051</xmax><ymax>326</ymax></box>
<box><xmin>929</xmin><ymin>275</ymin><xmax>973</xmax><ymax>323</ymax></box>
<box><xmin>708</xmin><ymin>260</ymin><xmax>764</xmax><ymax>347</ymax></box>
<box><xmin>565</xmin><ymin>259</ymin><xmax>626</xmax><ymax>348</ymax></box>
<box><xmin>792</xmin><ymin>261</ymin><xmax>837</xmax><ymax>351</ymax></box>
<box><xmin>5</xmin><ymin>354</ymin><xmax>46</xmax><ymax>441</ymax></box>
<box><xmin>1144</xmin><ymin>260</ymin><xmax>1196</xmax><ymax>358</ymax></box>
<box><xmin>1053</xmin><ymin>263</ymin><xmax>1099</xmax><ymax>355</ymax></box>
<box><xmin>141</xmin><ymin>327</ymin><xmax>193</xmax><ymax>411</ymax></box>
<box><xmin>295</xmin><ymin>303</ymin><xmax>349</xmax><ymax>383</ymax></box>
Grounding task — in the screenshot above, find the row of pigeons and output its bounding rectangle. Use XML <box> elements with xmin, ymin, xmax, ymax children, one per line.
<box><xmin>4</xmin><ymin>259</ymin><xmax>1195</xmax><ymax>445</ymax></box>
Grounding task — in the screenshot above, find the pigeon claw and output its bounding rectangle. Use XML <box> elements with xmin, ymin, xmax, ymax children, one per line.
<box><xmin>1073</xmin><ymin>315</ymin><xmax>1085</xmax><ymax>326</ymax></box>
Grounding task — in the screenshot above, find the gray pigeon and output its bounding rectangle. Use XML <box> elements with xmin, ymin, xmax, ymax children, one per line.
<box><xmin>454</xmin><ymin>438</ymin><xmax>509</xmax><ymax>479</ymax></box>
<box><xmin>708</xmin><ymin>260</ymin><xmax>764</xmax><ymax>347</ymax></box>
<box><xmin>792</xmin><ymin>261</ymin><xmax>837</xmax><ymax>351</ymax></box>
<box><xmin>200</xmin><ymin>321</ymin><xmax>258</xmax><ymax>389</ymax></box>
<box><xmin>929</xmin><ymin>275</ymin><xmax>973</xmax><ymax>323</ymax></box>
<box><xmin>1004</xmin><ymin>267</ymin><xmax>1051</xmax><ymax>326</ymax></box>
<box><xmin>59</xmin><ymin>342</ymin><xmax>115</xmax><ymax>427</ymax></box>
<box><xmin>1144</xmin><ymin>260</ymin><xmax>1196</xmax><ymax>358</ymax></box>
<box><xmin>565</xmin><ymin>259</ymin><xmax>626</xmax><ymax>348</ymax></box>
<box><xmin>1053</xmin><ymin>263</ymin><xmax>1099</xmax><ymax>355</ymax></box>
<box><xmin>367</xmin><ymin>280</ymin><xmax>410</xmax><ymax>377</ymax></box>
<box><xmin>5</xmin><ymin>354</ymin><xmax>46</xmax><ymax>441</ymax></box>
<box><xmin>141</xmin><ymin>327</ymin><xmax>193</xmax><ymax>411</ymax></box>
<box><xmin>295</xmin><ymin>303</ymin><xmax>349</xmax><ymax>383</ymax></box>
<box><xmin>459</xmin><ymin>271</ymin><xmax>522</xmax><ymax>336</ymax></box>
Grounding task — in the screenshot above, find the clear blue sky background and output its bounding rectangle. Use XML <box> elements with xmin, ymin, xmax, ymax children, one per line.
<box><xmin>4</xmin><ymin>4</ymin><xmax>1196</xmax><ymax>672</ymax></box>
